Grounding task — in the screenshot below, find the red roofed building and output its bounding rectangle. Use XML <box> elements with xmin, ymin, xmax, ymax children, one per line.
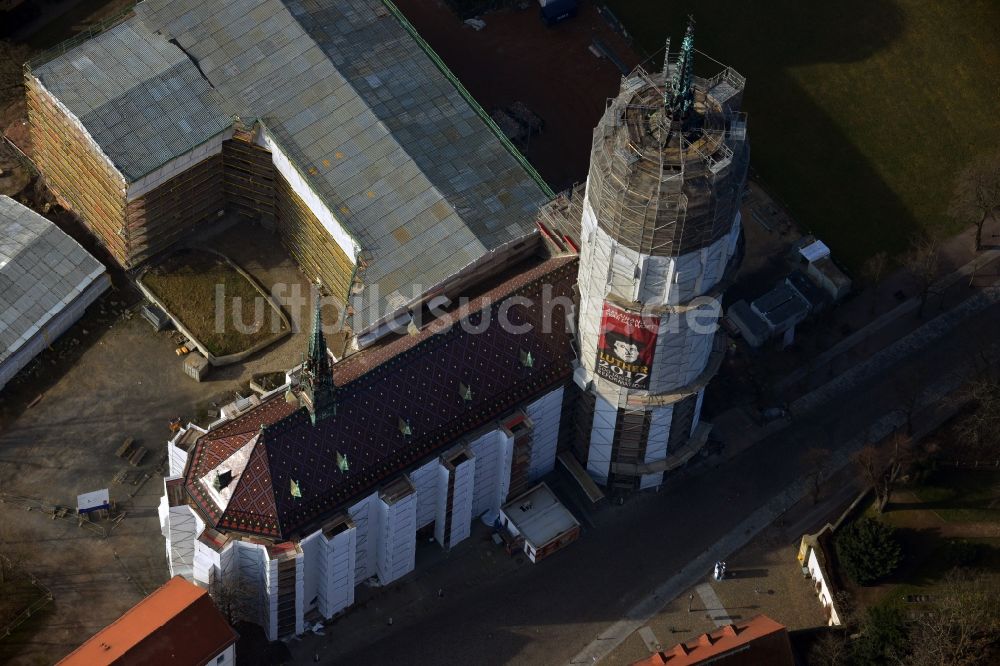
<box><xmin>632</xmin><ymin>615</ymin><xmax>794</xmax><ymax>666</ymax></box>
<box><xmin>152</xmin><ymin>12</ymin><xmax>751</xmax><ymax>644</ymax></box>
<box><xmin>58</xmin><ymin>576</ymin><xmax>237</xmax><ymax>666</ymax></box>
<box><xmin>159</xmin><ymin>252</ymin><xmax>580</xmax><ymax>640</ymax></box>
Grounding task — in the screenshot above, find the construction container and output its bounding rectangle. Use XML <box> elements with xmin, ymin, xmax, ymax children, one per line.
<box><xmin>183</xmin><ymin>352</ymin><xmax>210</xmax><ymax>382</ymax></box>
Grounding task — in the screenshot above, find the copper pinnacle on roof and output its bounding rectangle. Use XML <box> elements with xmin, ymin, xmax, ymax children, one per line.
<box><xmin>667</xmin><ymin>15</ymin><xmax>697</xmax><ymax>120</ymax></box>
<box><xmin>304</xmin><ymin>288</ymin><xmax>336</xmax><ymax>423</ymax></box>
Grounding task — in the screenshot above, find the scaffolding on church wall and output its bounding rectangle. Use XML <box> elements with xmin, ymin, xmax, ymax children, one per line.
<box><xmin>587</xmin><ymin>64</ymin><xmax>749</xmax><ymax>261</ymax></box>
<box><xmin>575</xmin><ymin>52</ymin><xmax>751</xmax><ymax>485</ymax></box>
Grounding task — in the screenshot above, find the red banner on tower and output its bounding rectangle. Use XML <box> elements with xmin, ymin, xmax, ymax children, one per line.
<box><xmin>595</xmin><ymin>302</ymin><xmax>659</xmax><ymax>390</ymax></box>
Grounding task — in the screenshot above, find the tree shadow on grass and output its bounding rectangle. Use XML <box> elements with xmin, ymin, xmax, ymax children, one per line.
<box><xmin>605</xmin><ymin>0</ymin><xmax>917</xmax><ymax>271</ymax></box>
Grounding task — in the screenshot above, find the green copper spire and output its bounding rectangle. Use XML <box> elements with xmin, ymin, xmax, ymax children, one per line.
<box><xmin>304</xmin><ymin>292</ymin><xmax>336</xmax><ymax>423</ymax></box>
<box><xmin>667</xmin><ymin>16</ymin><xmax>696</xmax><ymax>119</ymax></box>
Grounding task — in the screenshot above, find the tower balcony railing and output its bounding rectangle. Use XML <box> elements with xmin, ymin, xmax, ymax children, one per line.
<box><xmin>704</xmin><ymin>66</ymin><xmax>746</xmax><ymax>93</ymax></box>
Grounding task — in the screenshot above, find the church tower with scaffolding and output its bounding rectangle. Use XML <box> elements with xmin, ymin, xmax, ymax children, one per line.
<box><xmin>574</xmin><ymin>18</ymin><xmax>749</xmax><ymax>491</ymax></box>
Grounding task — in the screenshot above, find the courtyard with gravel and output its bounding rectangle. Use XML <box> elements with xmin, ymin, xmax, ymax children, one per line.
<box><xmin>0</xmin><ymin>222</ymin><xmax>338</xmax><ymax>663</ymax></box>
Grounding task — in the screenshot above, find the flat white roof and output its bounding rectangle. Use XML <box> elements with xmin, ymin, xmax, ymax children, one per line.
<box><xmin>799</xmin><ymin>239</ymin><xmax>831</xmax><ymax>263</ymax></box>
<box><xmin>77</xmin><ymin>488</ymin><xmax>110</xmax><ymax>511</ymax></box>
<box><xmin>501</xmin><ymin>482</ymin><xmax>579</xmax><ymax>547</ymax></box>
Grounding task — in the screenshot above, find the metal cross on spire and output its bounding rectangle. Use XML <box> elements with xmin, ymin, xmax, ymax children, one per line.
<box><xmin>666</xmin><ymin>15</ymin><xmax>696</xmax><ymax>120</ymax></box>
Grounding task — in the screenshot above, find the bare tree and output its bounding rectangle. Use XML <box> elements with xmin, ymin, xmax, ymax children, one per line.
<box><xmin>862</xmin><ymin>251</ymin><xmax>889</xmax><ymax>315</ymax></box>
<box><xmin>894</xmin><ymin>365</ymin><xmax>930</xmax><ymax>436</ymax></box>
<box><xmin>801</xmin><ymin>447</ymin><xmax>831</xmax><ymax>505</ymax></box>
<box><xmin>832</xmin><ymin>589</ymin><xmax>858</xmax><ymax>627</ymax></box>
<box><xmin>964</xmin><ymin>319</ymin><xmax>1000</xmax><ymax>382</ymax></box>
<box><xmin>954</xmin><ymin>378</ymin><xmax>1000</xmax><ymax>457</ymax></box>
<box><xmin>808</xmin><ymin>630</ymin><xmax>851</xmax><ymax>666</ymax></box>
<box><xmin>904</xmin><ymin>233</ymin><xmax>942</xmax><ymax>318</ymax></box>
<box><xmin>949</xmin><ymin>149</ymin><xmax>1000</xmax><ymax>252</ymax></box>
<box><xmin>855</xmin><ymin>432</ymin><xmax>911</xmax><ymax>514</ymax></box>
<box><xmin>908</xmin><ymin>569</ymin><xmax>1000</xmax><ymax>666</ymax></box>
<box><xmin>208</xmin><ymin>569</ymin><xmax>257</xmax><ymax>626</ymax></box>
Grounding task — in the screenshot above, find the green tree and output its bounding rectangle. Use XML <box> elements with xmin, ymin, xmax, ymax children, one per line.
<box><xmin>835</xmin><ymin>517</ymin><xmax>902</xmax><ymax>585</ymax></box>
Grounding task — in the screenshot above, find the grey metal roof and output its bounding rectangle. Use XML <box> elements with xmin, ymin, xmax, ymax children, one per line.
<box><xmin>752</xmin><ymin>283</ymin><xmax>810</xmax><ymax>330</ymax></box>
<box><xmin>32</xmin><ymin>17</ymin><xmax>233</xmax><ymax>182</ymax></box>
<box><xmin>0</xmin><ymin>196</ymin><xmax>106</xmax><ymax>364</ymax></box>
<box><xmin>727</xmin><ymin>299</ymin><xmax>769</xmax><ymax>340</ymax></box>
<box><xmin>134</xmin><ymin>0</ymin><xmax>549</xmax><ymax>329</ymax></box>
<box><xmin>785</xmin><ymin>270</ymin><xmax>828</xmax><ymax>311</ymax></box>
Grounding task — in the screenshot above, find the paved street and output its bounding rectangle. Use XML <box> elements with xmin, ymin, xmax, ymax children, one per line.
<box><xmin>293</xmin><ymin>292</ymin><xmax>1000</xmax><ymax>665</ymax></box>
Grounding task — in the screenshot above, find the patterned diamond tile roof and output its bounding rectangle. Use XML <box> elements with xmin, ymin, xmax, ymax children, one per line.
<box><xmin>184</xmin><ymin>255</ymin><xmax>577</xmax><ymax>539</ymax></box>
<box><xmin>0</xmin><ymin>195</ymin><xmax>107</xmax><ymax>368</ymax></box>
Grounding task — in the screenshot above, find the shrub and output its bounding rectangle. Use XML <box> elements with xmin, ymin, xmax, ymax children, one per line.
<box><xmin>852</xmin><ymin>605</ymin><xmax>909</xmax><ymax>665</ymax></box>
<box><xmin>835</xmin><ymin>517</ymin><xmax>902</xmax><ymax>585</ymax></box>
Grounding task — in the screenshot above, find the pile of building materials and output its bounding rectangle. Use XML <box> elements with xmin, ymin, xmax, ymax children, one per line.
<box><xmin>490</xmin><ymin>102</ymin><xmax>544</xmax><ymax>149</ymax></box>
<box><xmin>116</xmin><ymin>437</ymin><xmax>149</xmax><ymax>467</ymax></box>
<box><xmin>183</xmin><ymin>352</ymin><xmax>210</xmax><ymax>382</ymax></box>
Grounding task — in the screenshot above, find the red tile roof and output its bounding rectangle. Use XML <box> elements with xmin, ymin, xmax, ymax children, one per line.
<box><xmin>633</xmin><ymin>615</ymin><xmax>793</xmax><ymax>666</ymax></box>
<box><xmin>184</xmin><ymin>256</ymin><xmax>578</xmax><ymax>539</ymax></box>
<box><xmin>58</xmin><ymin>576</ymin><xmax>237</xmax><ymax>666</ymax></box>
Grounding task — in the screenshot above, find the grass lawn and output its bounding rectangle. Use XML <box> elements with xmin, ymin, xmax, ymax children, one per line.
<box><xmin>143</xmin><ymin>250</ymin><xmax>287</xmax><ymax>358</ymax></box>
<box><xmin>911</xmin><ymin>468</ymin><xmax>1000</xmax><ymax>523</ymax></box>
<box><xmin>846</xmin><ymin>468</ymin><xmax>1000</xmax><ymax>611</ymax></box>
<box><xmin>605</xmin><ymin>0</ymin><xmax>1000</xmax><ymax>271</ymax></box>
<box><xmin>876</xmin><ymin>536</ymin><xmax>1000</xmax><ymax>613</ymax></box>
<box><xmin>848</xmin><ymin>502</ymin><xmax>1000</xmax><ymax>612</ymax></box>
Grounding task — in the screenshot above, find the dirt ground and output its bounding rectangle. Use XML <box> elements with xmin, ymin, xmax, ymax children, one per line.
<box><xmin>0</xmin><ymin>221</ymin><xmax>337</xmax><ymax>664</ymax></box>
<box><xmin>727</xmin><ymin>181</ymin><xmax>802</xmax><ymax>303</ymax></box>
<box><xmin>396</xmin><ymin>0</ymin><xmax>640</xmax><ymax>192</ymax></box>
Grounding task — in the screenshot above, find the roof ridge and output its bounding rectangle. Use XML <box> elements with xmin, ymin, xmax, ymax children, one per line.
<box><xmin>57</xmin><ymin>577</ymin><xmax>206</xmax><ymax>664</ymax></box>
<box><xmin>220</xmin><ymin>429</ymin><xmax>283</xmax><ymax>536</ymax></box>
<box><xmin>333</xmin><ymin>255</ymin><xmax>576</xmax><ymax>387</ymax></box>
